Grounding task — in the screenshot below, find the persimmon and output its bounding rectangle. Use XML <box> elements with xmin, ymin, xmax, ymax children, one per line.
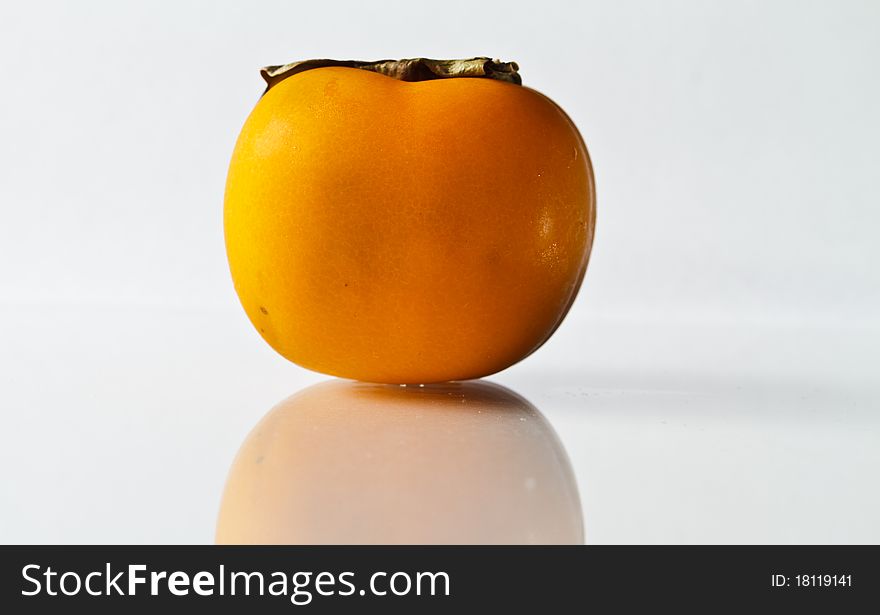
<box><xmin>225</xmin><ymin>58</ymin><xmax>595</xmax><ymax>383</ymax></box>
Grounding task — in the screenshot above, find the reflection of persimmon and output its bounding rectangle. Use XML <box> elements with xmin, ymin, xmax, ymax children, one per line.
<box><xmin>216</xmin><ymin>380</ymin><xmax>583</xmax><ymax>544</ymax></box>
<box><xmin>225</xmin><ymin>59</ymin><xmax>596</xmax><ymax>383</ymax></box>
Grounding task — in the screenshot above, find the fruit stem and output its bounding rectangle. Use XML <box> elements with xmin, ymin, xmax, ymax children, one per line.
<box><xmin>260</xmin><ymin>57</ymin><xmax>521</xmax><ymax>92</ymax></box>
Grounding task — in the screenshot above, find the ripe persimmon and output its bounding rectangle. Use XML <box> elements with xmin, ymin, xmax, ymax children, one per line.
<box><xmin>224</xmin><ymin>58</ymin><xmax>595</xmax><ymax>383</ymax></box>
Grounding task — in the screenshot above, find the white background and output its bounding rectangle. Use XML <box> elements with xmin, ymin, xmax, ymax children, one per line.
<box><xmin>1</xmin><ymin>0</ymin><xmax>878</xmax><ymax>543</ymax></box>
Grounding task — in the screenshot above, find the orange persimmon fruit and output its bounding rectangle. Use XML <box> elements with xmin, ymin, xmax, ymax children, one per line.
<box><xmin>224</xmin><ymin>58</ymin><xmax>596</xmax><ymax>383</ymax></box>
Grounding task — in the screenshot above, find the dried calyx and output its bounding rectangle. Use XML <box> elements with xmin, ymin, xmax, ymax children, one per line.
<box><xmin>260</xmin><ymin>57</ymin><xmax>521</xmax><ymax>92</ymax></box>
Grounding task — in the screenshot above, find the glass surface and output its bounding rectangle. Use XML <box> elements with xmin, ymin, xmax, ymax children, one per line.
<box><xmin>2</xmin><ymin>304</ymin><xmax>877</xmax><ymax>544</ymax></box>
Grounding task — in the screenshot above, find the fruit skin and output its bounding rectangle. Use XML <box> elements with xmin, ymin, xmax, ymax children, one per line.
<box><xmin>225</xmin><ymin>66</ymin><xmax>595</xmax><ymax>383</ymax></box>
